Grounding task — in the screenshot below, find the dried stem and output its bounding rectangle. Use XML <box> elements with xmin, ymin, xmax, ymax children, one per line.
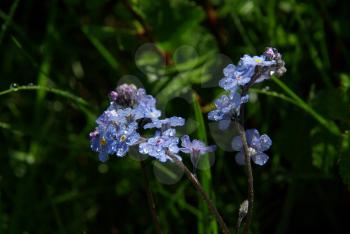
<box><xmin>166</xmin><ymin>152</ymin><xmax>231</xmax><ymax>234</ymax></box>
<box><xmin>140</xmin><ymin>161</ymin><xmax>162</xmax><ymax>234</ymax></box>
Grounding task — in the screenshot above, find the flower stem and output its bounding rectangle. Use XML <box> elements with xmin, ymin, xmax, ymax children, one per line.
<box><xmin>166</xmin><ymin>152</ymin><xmax>231</xmax><ymax>234</ymax></box>
<box><xmin>140</xmin><ymin>161</ymin><xmax>162</xmax><ymax>234</ymax></box>
<box><xmin>234</xmin><ymin>121</ymin><xmax>254</xmax><ymax>234</ymax></box>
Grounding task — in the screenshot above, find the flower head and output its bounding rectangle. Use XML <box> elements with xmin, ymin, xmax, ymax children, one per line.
<box><xmin>208</xmin><ymin>93</ymin><xmax>247</xmax><ymax>130</ymax></box>
<box><xmin>232</xmin><ymin>129</ymin><xmax>272</xmax><ymax>166</ymax></box>
<box><xmin>139</xmin><ymin>129</ymin><xmax>181</xmax><ymax>162</ymax></box>
<box><xmin>180</xmin><ymin>135</ymin><xmax>216</xmax><ymax>167</ymax></box>
<box><xmin>89</xmin><ymin>113</ymin><xmax>140</xmax><ymax>162</ymax></box>
<box><xmin>135</xmin><ymin>89</ymin><xmax>161</xmax><ymax>119</ymax></box>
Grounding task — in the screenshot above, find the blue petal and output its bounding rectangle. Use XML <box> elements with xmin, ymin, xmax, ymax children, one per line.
<box><xmin>245</xmin><ymin>129</ymin><xmax>260</xmax><ymax>146</ymax></box>
<box><xmin>181</xmin><ymin>135</ymin><xmax>191</xmax><ymax>148</ymax></box>
<box><xmin>99</xmin><ymin>150</ymin><xmax>109</xmax><ymax>162</ymax></box>
<box><xmin>223</xmin><ymin>64</ymin><xmax>235</xmax><ymax>77</ymax></box>
<box><xmin>241</xmin><ymin>94</ymin><xmax>250</xmax><ymax>104</ymax></box>
<box><xmin>235</xmin><ymin>152</ymin><xmax>245</xmax><ymax>165</ymax></box>
<box><xmin>259</xmin><ymin>134</ymin><xmax>272</xmax><ymax>152</ymax></box>
<box><xmin>169</xmin><ymin>116</ymin><xmax>185</xmax><ymax>126</ymax></box>
<box><xmin>218</xmin><ymin>118</ymin><xmax>231</xmax><ymax>130</ymax></box>
<box><xmin>208</xmin><ymin>110</ymin><xmax>224</xmax><ymax>121</ymax></box>
<box><xmin>232</xmin><ymin>135</ymin><xmax>243</xmax><ymax>151</ymax></box>
<box><xmin>116</xmin><ymin>142</ymin><xmax>128</xmax><ymax>157</ymax></box>
<box><xmin>251</xmin><ymin>153</ymin><xmax>269</xmax><ymax>166</ymax></box>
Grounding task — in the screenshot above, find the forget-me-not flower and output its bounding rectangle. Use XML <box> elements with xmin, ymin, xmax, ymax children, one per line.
<box><xmin>232</xmin><ymin>129</ymin><xmax>272</xmax><ymax>166</ymax></box>
<box><xmin>139</xmin><ymin>129</ymin><xmax>181</xmax><ymax>162</ymax></box>
<box><xmin>180</xmin><ymin>135</ymin><xmax>216</xmax><ymax>168</ymax></box>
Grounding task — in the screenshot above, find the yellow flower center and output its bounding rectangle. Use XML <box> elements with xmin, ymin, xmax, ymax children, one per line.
<box><xmin>120</xmin><ymin>135</ymin><xmax>127</xmax><ymax>142</ymax></box>
<box><xmin>100</xmin><ymin>138</ymin><xmax>107</xmax><ymax>146</ymax></box>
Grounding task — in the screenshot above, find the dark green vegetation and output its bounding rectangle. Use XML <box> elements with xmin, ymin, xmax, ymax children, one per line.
<box><xmin>0</xmin><ymin>0</ymin><xmax>349</xmax><ymax>233</ymax></box>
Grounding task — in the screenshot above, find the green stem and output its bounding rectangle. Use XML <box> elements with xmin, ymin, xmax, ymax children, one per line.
<box><xmin>166</xmin><ymin>152</ymin><xmax>231</xmax><ymax>234</ymax></box>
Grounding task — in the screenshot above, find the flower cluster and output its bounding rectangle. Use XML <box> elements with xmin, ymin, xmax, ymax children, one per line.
<box><xmin>209</xmin><ymin>48</ymin><xmax>286</xmax><ymax>130</ymax></box>
<box><xmin>90</xmin><ymin>84</ymin><xmax>215</xmax><ymax>165</ymax></box>
<box><xmin>208</xmin><ymin>48</ymin><xmax>286</xmax><ymax>166</ymax></box>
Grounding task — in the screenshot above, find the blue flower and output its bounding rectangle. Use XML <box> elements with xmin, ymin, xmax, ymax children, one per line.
<box><xmin>180</xmin><ymin>135</ymin><xmax>216</xmax><ymax>167</ymax></box>
<box><xmin>208</xmin><ymin>93</ymin><xmax>246</xmax><ymax>130</ymax></box>
<box><xmin>232</xmin><ymin>129</ymin><xmax>272</xmax><ymax>166</ymax></box>
<box><xmin>114</xmin><ymin>123</ymin><xmax>140</xmax><ymax>157</ymax></box>
<box><xmin>219</xmin><ymin>64</ymin><xmax>251</xmax><ymax>91</ymax></box>
<box><xmin>89</xmin><ymin>125</ymin><xmax>118</xmax><ymax>162</ymax></box>
<box><xmin>89</xmin><ymin>122</ymin><xmax>140</xmax><ymax>162</ymax></box>
<box><xmin>139</xmin><ymin>129</ymin><xmax>181</xmax><ymax>162</ymax></box>
<box><xmin>90</xmin><ymin>105</ymin><xmax>141</xmax><ymax>162</ymax></box>
<box><xmin>135</xmin><ymin>89</ymin><xmax>161</xmax><ymax>119</ymax></box>
<box><xmin>144</xmin><ymin>117</ymin><xmax>185</xmax><ymax>130</ymax></box>
<box><xmin>116</xmin><ymin>107</ymin><xmax>143</xmax><ymax>125</ymax></box>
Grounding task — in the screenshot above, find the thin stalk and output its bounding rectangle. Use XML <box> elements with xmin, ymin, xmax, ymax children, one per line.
<box><xmin>234</xmin><ymin>67</ymin><xmax>266</xmax><ymax>234</ymax></box>
<box><xmin>140</xmin><ymin>161</ymin><xmax>162</xmax><ymax>234</ymax></box>
<box><xmin>234</xmin><ymin>122</ymin><xmax>254</xmax><ymax>234</ymax></box>
<box><xmin>166</xmin><ymin>152</ymin><xmax>231</xmax><ymax>234</ymax></box>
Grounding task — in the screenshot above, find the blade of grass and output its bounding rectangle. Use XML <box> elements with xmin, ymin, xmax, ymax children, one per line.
<box><xmin>272</xmin><ymin>77</ymin><xmax>340</xmax><ymax>135</ymax></box>
<box><xmin>0</xmin><ymin>85</ymin><xmax>89</xmax><ymax>107</ymax></box>
<box><xmin>157</xmin><ymin>182</ymin><xmax>202</xmax><ymax>217</ymax></box>
<box><xmin>291</xmin><ymin>0</ymin><xmax>332</xmax><ymax>87</ymax></box>
<box><xmin>192</xmin><ymin>91</ymin><xmax>218</xmax><ymax>234</ymax></box>
<box><xmin>0</xmin><ymin>0</ymin><xmax>20</xmax><ymax>44</ymax></box>
<box><xmin>0</xmin><ymin>85</ymin><xmax>94</xmax><ymax>119</ymax></box>
<box><xmin>82</xmin><ymin>26</ymin><xmax>119</xmax><ymax>70</ymax></box>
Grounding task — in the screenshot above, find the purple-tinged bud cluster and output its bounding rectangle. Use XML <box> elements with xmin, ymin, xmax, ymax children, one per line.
<box><xmin>208</xmin><ymin>48</ymin><xmax>286</xmax><ymax>166</ymax></box>
<box><xmin>232</xmin><ymin>129</ymin><xmax>272</xmax><ymax>166</ymax></box>
<box><xmin>90</xmin><ymin>84</ymin><xmax>216</xmax><ymax>165</ymax></box>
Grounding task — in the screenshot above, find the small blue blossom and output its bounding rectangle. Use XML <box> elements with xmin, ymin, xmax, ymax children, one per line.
<box><xmin>180</xmin><ymin>135</ymin><xmax>216</xmax><ymax>167</ymax></box>
<box><xmin>114</xmin><ymin>123</ymin><xmax>140</xmax><ymax>157</ymax></box>
<box><xmin>90</xmin><ymin>125</ymin><xmax>118</xmax><ymax>162</ymax></box>
<box><xmin>219</xmin><ymin>64</ymin><xmax>251</xmax><ymax>91</ymax></box>
<box><xmin>232</xmin><ymin>129</ymin><xmax>272</xmax><ymax>166</ymax></box>
<box><xmin>89</xmin><ymin>121</ymin><xmax>140</xmax><ymax>162</ymax></box>
<box><xmin>135</xmin><ymin>89</ymin><xmax>161</xmax><ymax>119</ymax></box>
<box><xmin>116</xmin><ymin>107</ymin><xmax>143</xmax><ymax>125</ymax></box>
<box><xmin>208</xmin><ymin>93</ymin><xmax>246</xmax><ymax>130</ymax></box>
<box><xmin>139</xmin><ymin>129</ymin><xmax>181</xmax><ymax>162</ymax></box>
<box><xmin>144</xmin><ymin>117</ymin><xmax>185</xmax><ymax>130</ymax></box>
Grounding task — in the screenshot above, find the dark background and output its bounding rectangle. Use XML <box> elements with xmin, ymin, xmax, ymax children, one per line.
<box><xmin>0</xmin><ymin>0</ymin><xmax>349</xmax><ymax>233</ymax></box>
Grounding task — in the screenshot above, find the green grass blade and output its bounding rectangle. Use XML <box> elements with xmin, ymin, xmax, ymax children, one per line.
<box><xmin>0</xmin><ymin>85</ymin><xmax>92</xmax><ymax>113</ymax></box>
<box><xmin>0</xmin><ymin>0</ymin><xmax>20</xmax><ymax>44</ymax></box>
<box><xmin>192</xmin><ymin>92</ymin><xmax>218</xmax><ymax>234</ymax></box>
<box><xmin>82</xmin><ymin>26</ymin><xmax>119</xmax><ymax>70</ymax></box>
<box><xmin>272</xmin><ymin>78</ymin><xmax>341</xmax><ymax>135</ymax></box>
